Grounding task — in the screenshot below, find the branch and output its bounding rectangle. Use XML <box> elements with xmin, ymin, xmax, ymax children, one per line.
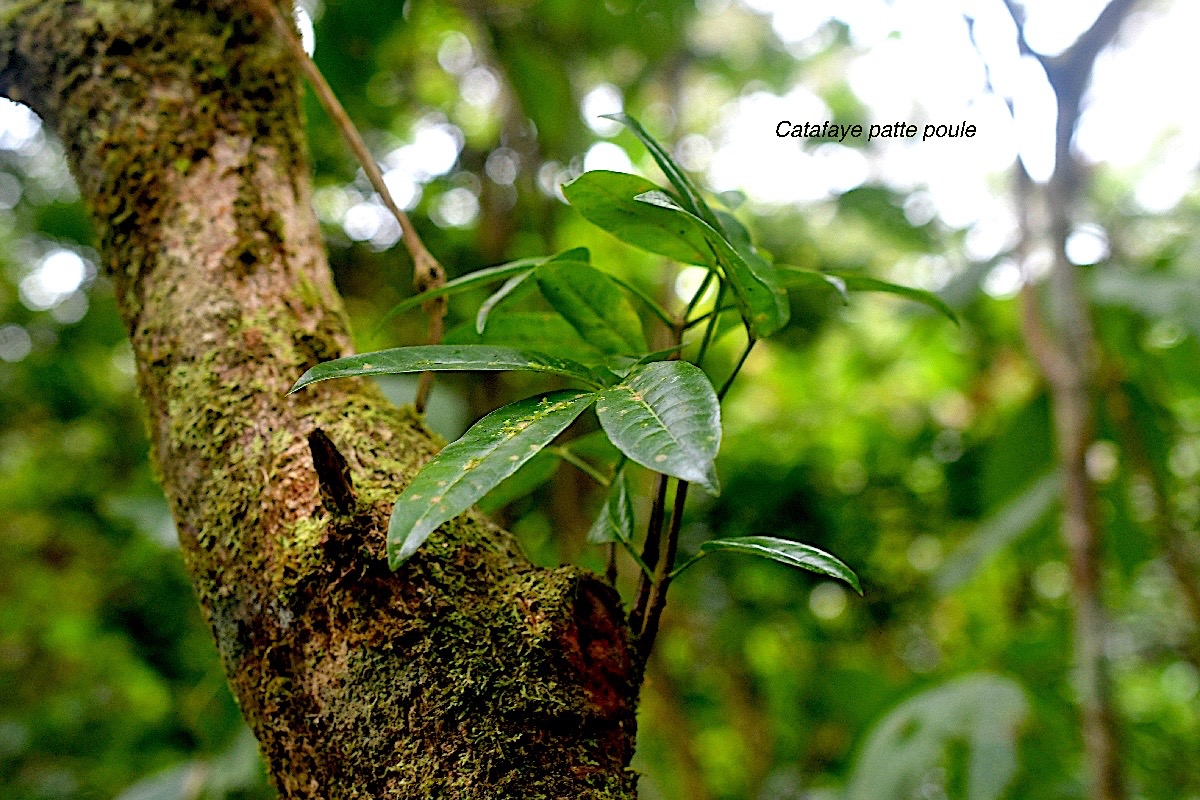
<box><xmin>999</xmin><ymin>4</ymin><xmax>1142</xmax><ymax>799</ymax></box>
<box><xmin>246</xmin><ymin>0</ymin><xmax>448</xmax><ymax>413</ymax></box>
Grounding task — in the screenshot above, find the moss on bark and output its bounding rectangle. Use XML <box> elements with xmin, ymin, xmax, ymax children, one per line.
<box><xmin>0</xmin><ymin>1</ymin><xmax>640</xmax><ymax>796</ymax></box>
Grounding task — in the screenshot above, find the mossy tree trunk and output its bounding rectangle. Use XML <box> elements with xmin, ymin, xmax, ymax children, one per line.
<box><xmin>0</xmin><ymin>1</ymin><xmax>640</xmax><ymax>796</ymax></box>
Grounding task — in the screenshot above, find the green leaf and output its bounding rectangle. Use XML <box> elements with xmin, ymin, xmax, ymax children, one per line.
<box><xmin>605</xmin><ymin>345</ymin><xmax>685</xmax><ymax>378</ymax></box>
<box><xmin>566</xmin><ymin>170</ymin><xmax>789</xmax><ymax>337</ymax></box>
<box><xmin>634</xmin><ymin>189</ymin><xmax>789</xmax><ymax>338</ymax></box>
<box><xmin>847</xmin><ymin>674</ymin><xmax>1029</xmax><ymax>800</ymax></box>
<box><xmin>476</xmin><ymin>271</ymin><xmax>535</xmax><ymax>334</ymax></box>
<box><xmin>695</xmin><ymin>536</ymin><xmax>862</xmax><ymax>594</ymax></box>
<box><xmin>712</xmin><ymin>209</ymin><xmax>753</xmax><ymax>250</ymax></box>
<box><xmin>602</xmin><ymin>112</ymin><xmax>720</xmax><ymax>228</ymax></box>
<box><xmin>290</xmin><ymin>344</ymin><xmax>610</xmax><ymax>393</ymax></box>
<box><xmin>596</xmin><ymin>360</ymin><xmax>721</xmax><ymax>494</ymax></box>
<box><xmin>388</xmin><ymin>390</ymin><xmax>597</xmax><ymax>567</ymax></box>
<box><xmin>536</xmin><ymin>261</ymin><xmax>648</xmax><ymax>355</ymax></box>
<box><xmin>716</xmin><ymin>239</ymin><xmax>790</xmax><ymax>338</ymax></box>
<box><xmin>551</xmin><ymin>246</ymin><xmax>592</xmax><ymax>263</ymax></box>
<box><xmin>606</xmin><ymin>273</ymin><xmax>676</xmax><ymax>328</ymax></box>
<box><xmin>715</xmin><ymin>190</ymin><xmax>747</xmax><ymax>210</ymax></box>
<box><xmin>776</xmin><ymin>265</ymin><xmax>850</xmax><ymax>302</ymax></box>
<box><xmin>633</xmin><ymin>189</ymin><xmax>685</xmax><ymax>211</ymax></box>
<box><xmin>830</xmin><ymin>272</ymin><xmax>959</xmax><ymax>324</ymax></box>
<box><xmin>564</xmin><ymin>170</ymin><xmax>715</xmax><ymax>266</ymax></box>
<box><xmin>445</xmin><ymin>313</ymin><xmax>608</xmax><ymax>365</ymax></box>
<box><xmin>380</xmin><ymin>256</ymin><xmax>545</xmax><ymax>323</ymax></box>
<box><xmin>477</xmin><ymin>449</ymin><xmax>560</xmax><ymax>514</ymax></box>
<box><xmin>934</xmin><ymin>471</ymin><xmax>1059</xmax><ymax>594</ymax></box>
<box><xmin>587</xmin><ymin>469</ymin><xmax>634</xmax><ymax>544</ymax></box>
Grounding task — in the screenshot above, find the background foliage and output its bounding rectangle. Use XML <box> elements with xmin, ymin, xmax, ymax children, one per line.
<box><xmin>2</xmin><ymin>1</ymin><xmax>1199</xmax><ymax>798</ymax></box>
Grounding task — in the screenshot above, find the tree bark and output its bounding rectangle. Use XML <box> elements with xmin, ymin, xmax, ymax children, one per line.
<box><xmin>0</xmin><ymin>1</ymin><xmax>639</xmax><ymax>796</ymax></box>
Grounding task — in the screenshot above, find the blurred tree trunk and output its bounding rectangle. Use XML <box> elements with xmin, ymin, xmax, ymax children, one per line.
<box><xmin>1006</xmin><ymin>1</ymin><xmax>1140</xmax><ymax>797</ymax></box>
<box><xmin>0</xmin><ymin>1</ymin><xmax>640</xmax><ymax>797</ymax></box>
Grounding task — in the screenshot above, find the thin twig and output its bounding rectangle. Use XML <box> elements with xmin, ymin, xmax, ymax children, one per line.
<box><xmin>683</xmin><ymin>269</ymin><xmax>718</xmax><ymax>323</ymax></box>
<box><xmin>695</xmin><ymin>282</ymin><xmax>726</xmax><ymax>368</ymax></box>
<box><xmin>247</xmin><ymin>0</ymin><xmax>447</xmax><ymax>413</ymax></box>
<box><xmin>548</xmin><ymin>446</ymin><xmax>610</xmax><ymax>487</ymax></box>
<box><xmin>637</xmin><ymin>479</ymin><xmax>690</xmax><ymax>660</ymax></box>
<box><xmin>718</xmin><ymin>335</ymin><xmax>756</xmax><ymax>401</ymax></box>
<box><xmin>631</xmin><ymin>473</ymin><xmax>671</xmax><ymax>633</ymax></box>
<box><xmin>683</xmin><ymin>304</ymin><xmax>736</xmax><ymax>331</ymax></box>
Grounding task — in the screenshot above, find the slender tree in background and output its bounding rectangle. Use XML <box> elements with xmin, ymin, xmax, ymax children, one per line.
<box><xmin>1002</xmin><ymin>2</ymin><xmax>1137</xmax><ymax>798</ymax></box>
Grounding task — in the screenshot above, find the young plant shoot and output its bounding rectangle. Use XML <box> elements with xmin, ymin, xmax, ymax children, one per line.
<box><xmin>291</xmin><ymin>115</ymin><xmax>954</xmax><ymax>659</ymax></box>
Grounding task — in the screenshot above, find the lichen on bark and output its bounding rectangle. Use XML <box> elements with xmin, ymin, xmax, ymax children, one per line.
<box><xmin>0</xmin><ymin>1</ymin><xmax>640</xmax><ymax>796</ymax></box>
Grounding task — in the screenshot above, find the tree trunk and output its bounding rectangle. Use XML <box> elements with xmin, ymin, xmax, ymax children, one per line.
<box><xmin>0</xmin><ymin>1</ymin><xmax>640</xmax><ymax>796</ymax></box>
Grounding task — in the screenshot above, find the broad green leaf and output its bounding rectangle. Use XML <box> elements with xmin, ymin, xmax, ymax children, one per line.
<box><xmin>290</xmin><ymin>344</ymin><xmax>610</xmax><ymax>393</ymax></box>
<box><xmin>602</xmin><ymin>112</ymin><xmax>720</xmax><ymax>228</ymax></box>
<box><xmin>605</xmin><ymin>345</ymin><xmax>685</xmax><ymax>378</ymax></box>
<box><xmin>388</xmin><ymin>390</ymin><xmax>597</xmax><ymax>567</ymax></box>
<box><xmin>712</xmin><ymin>209</ymin><xmax>753</xmax><ymax>250</ymax></box>
<box><xmin>776</xmin><ymin>265</ymin><xmax>850</xmax><ymax>302</ymax></box>
<box><xmin>564</xmin><ymin>170</ymin><xmax>714</xmax><ymax>265</ymax></box>
<box><xmin>718</xmin><ymin>240</ymin><xmax>790</xmax><ymax>338</ymax></box>
<box><xmin>476</xmin><ymin>271</ymin><xmax>535</xmax><ymax>334</ymax></box>
<box><xmin>847</xmin><ymin>674</ymin><xmax>1029</xmax><ymax>800</ymax></box>
<box><xmin>587</xmin><ymin>469</ymin><xmax>634</xmax><ymax>544</ymax></box>
<box><xmin>934</xmin><ymin>471</ymin><xmax>1059</xmax><ymax>593</ymax></box>
<box><xmin>445</xmin><ymin>313</ymin><xmax>608</xmax><ymax>365</ymax></box>
<box><xmin>551</xmin><ymin>246</ymin><xmax>592</xmax><ymax>263</ymax></box>
<box><xmin>715</xmin><ymin>190</ymin><xmax>746</xmax><ymax>210</ymax></box>
<box><xmin>837</xmin><ymin>185</ymin><xmax>938</xmax><ymax>253</ymax></box>
<box><xmin>380</xmin><ymin>256</ymin><xmax>545</xmax><ymax>323</ymax></box>
<box><xmin>566</xmin><ymin>170</ymin><xmax>789</xmax><ymax>337</ymax></box>
<box><xmin>607</xmin><ymin>273</ymin><xmax>676</xmax><ymax>328</ymax></box>
<box><xmin>697</xmin><ymin>536</ymin><xmax>862</xmax><ymax>594</ymax></box>
<box><xmin>596</xmin><ymin>360</ymin><xmax>721</xmax><ymax>494</ymax></box>
<box><xmin>830</xmin><ymin>272</ymin><xmax>959</xmax><ymax>324</ymax></box>
<box><xmin>536</xmin><ymin>261</ymin><xmax>648</xmax><ymax>355</ymax></box>
<box><xmin>633</xmin><ymin>189</ymin><xmax>685</xmax><ymax>211</ymax></box>
<box><xmin>477</xmin><ymin>449</ymin><xmax>560</xmax><ymax>514</ymax></box>
<box><xmin>633</xmin><ymin>188</ymin><xmax>789</xmax><ymax>338</ymax></box>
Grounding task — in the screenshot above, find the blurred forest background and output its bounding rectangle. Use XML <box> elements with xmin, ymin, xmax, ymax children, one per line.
<box><xmin>2</xmin><ymin>0</ymin><xmax>1200</xmax><ymax>798</ymax></box>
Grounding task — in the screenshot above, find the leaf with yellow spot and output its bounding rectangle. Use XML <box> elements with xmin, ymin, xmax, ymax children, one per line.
<box><xmin>387</xmin><ymin>390</ymin><xmax>597</xmax><ymax>568</ymax></box>
<box><xmin>595</xmin><ymin>361</ymin><xmax>721</xmax><ymax>495</ymax></box>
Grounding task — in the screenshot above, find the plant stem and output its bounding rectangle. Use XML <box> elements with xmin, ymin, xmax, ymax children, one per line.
<box><xmin>247</xmin><ymin>0</ymin><xmax>447</xmax><ymax>412</ymax></box>
<box><xmin>683</xmin><ymin>305</ymin><xmax>736</xmax><ymax>331</ymax></box>
<box><xmin>695</xmin><ymin>282</ymin><xmax>726</xmax><ymax>368</ymax></box>
<box><xmin>549</xmin><ymin>446</ymin><xmax>610</xmax><ymax>487</ymax></box>
<box><xmin>631</xmin><ymin>473</ymin><xmax>671</xmax><ymax>632</ymax></box>
<box><xmin>609</xmin><ymin>274</ymin><xmax>676</xmax><ymax>328</ymax></box>
<box><xmin>623</xmin><ymin>540</ymin><xmax>656</xmax><ymax>581</ymax></box>
<box><xmin>637</xmin><ymin>479</ymin><xmax>690</xmax><ymax>661</ymax></box>
<box><xmin>718</xmin><ymin>335</ymin><xmax>756</xmax><ymax>401</ymax></box>
<box><xmin>683</xmin><ymin>269</ymin><xmax>718</xmax><ymax>323</ymax></box>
